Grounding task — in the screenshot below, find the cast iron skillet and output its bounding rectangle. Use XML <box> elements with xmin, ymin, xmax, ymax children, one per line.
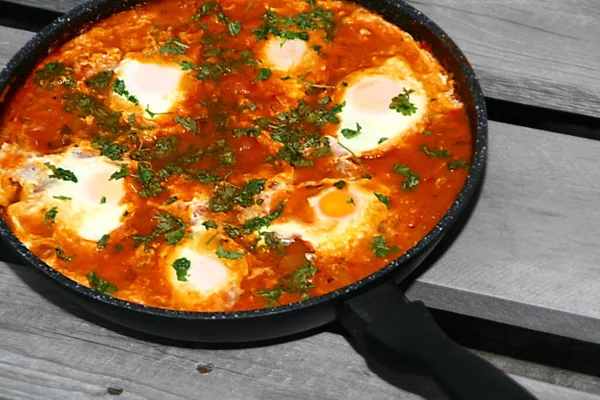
<box><xmin>0</xmin><ymin>1</ymin><xmax>536</xmax><ymax>399</ymax></box>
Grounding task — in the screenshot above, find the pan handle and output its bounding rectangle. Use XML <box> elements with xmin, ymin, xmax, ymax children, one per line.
<box><xmin>340</xmin><ymin>281</ymin><xmax>537</xmax><ymax>400</ymax></box>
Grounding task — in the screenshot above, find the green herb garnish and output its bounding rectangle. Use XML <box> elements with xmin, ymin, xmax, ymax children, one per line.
<box><xmin>340</xmin><ymin>123</ymin><xmax>362</xmax><ymax>139</ymax></box>
<box><xmin>172</xmin><ymin>257</ymin><xmax>191</xmax><ymax>281</ymax></box>
<box><xmin>97</xmin><ymin>234</ymin><xmax>110</xmax><ymax>248</ymax></box>
<box><xmin>113</xmin><ymin>78</ymin><xmax>139</xmax><ymax>105</ymax></box>
<box><xmin>87</xmin><ymin>271</ymin><xmax>117</xmax><ymax>295</ymax></box>
<box><xmin>44</xmin><ymin>162</ymin><xmax>78</xmax><ymax>183</ymax></box>
<box><xmin>55</xmin><ymin>247</ymin><xmax>76</xmax><ymax>262</ymax></box>
<box><xmin>389</xmin><ymin>88</ymin><xmax>417</xmax><ymax>116</ymax></box>
<box><xmin>44</xmin><ymin>207</ymin><xmax>58</xmax><ymax>224</ymax></box>
<box><xmin>420</xmin><ymin>145</ymin><xmax>451</xmax><ymax>158</ymax></box>
<box><xmin>374</xmin><ymin>193</ymin><xmax>391</xmax><ymax>209</ymax></box>
<box><xmin>372</xmin><ymin>235</ymin><xmax>399</xmax><ymax>258</ymax></box>
<box><xmin>216</xmin><ymin>241</ymin><xmax>244</xmax><ymax>259</ymax></box>
<box><xmin>393</xmin><ymin>163</ymin><xmax>420</xmax><ymax>191</ymax></box>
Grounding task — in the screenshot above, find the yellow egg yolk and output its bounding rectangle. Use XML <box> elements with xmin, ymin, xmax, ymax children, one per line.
<box><xmin>318</xmin><ymin>189</ymin><xmax>356</xmax><ymax>218</ymax></box>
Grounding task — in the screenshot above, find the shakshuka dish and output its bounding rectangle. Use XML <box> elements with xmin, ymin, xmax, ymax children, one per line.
<box><xmin>0</xmin><ymin>0</ymin><xmax>472</xmax><ymax>312</ymax></box>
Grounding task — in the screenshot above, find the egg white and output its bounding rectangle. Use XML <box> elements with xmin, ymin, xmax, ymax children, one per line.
<box><xmin>334</xmin><ymin>57</ymin><xmax>428</xmax><ymax>154</ymax></box>
<box><xmin>265</xmin><ymin>179</ymin><xmax>389</xmax><ymax>256</ymax></box>
<box><xmin>19</xmin><ymin>148</ymin><xmax>128</xmax><ymax>242</ymax></box>
<box><xmin>112</xmin><ymin>58</ymin><xmax>185</xmax><ymax>118</ymax></box>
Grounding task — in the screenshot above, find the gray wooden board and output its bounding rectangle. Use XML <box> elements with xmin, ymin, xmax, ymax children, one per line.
<box><xmin>3</xmin><ymin>0</ymin><xmax>600</xmax><ymax>117</ymax></box>
<box><xmin>2</xmin><ymin>260</ymin><xmax>600</xmax><ymax>399</ymax></box>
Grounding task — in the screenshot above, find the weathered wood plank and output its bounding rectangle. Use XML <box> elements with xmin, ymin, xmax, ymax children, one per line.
<box><xmin>0</xmin><ymin>26</ymin><xmax>34</xmax><ymax>70</ymax></box>
<box><xmin>407</xmin><ymin>121</ymin><xmax>600</xmax><ymax>343</ymax></box>
<box><xmin>3</xmin><ymin>0</ymin><xmax>600</xmax><ymax>117</ymax></box>
<box><xmin>2</xmin><ymin>260</ymin><xmax>600</xmax><ymax>400</ymax></box>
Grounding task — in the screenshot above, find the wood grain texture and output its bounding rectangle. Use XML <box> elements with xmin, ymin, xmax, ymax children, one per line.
<box><xmin>4</xmin><ymin>0</ymin><xmax>600</xmax><ymax>117</ymax></box>
<box><xmin>407</xmin><ymin>121</ymin><xmax>600</xmax><ymax>343</ymax></box>
<box><xmin>2</xmin><ymin>260</ymin><xmax>600</xmax><ymax>400</ymax></box>
<box><xmin>0</xmin><ymin>26</ymin><xmax>34</xmax><ymax>69</ymax></box>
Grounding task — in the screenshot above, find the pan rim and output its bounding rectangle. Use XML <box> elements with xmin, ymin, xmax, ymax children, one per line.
<box><xmin>0</xmin><ymin>0</ymin><xmax>487</xmax><ymax>321</ymax></box>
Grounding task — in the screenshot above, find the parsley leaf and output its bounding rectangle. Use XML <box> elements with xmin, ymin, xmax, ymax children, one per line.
<box><xmin>164</xmin><ymin>196</ymin><xmax>178</xmax><ymax>205</ymax></box>
<box><xmin>44</xmin><ymin>162</ymin><xmax>78</xmax><ymax>183</ymax></box>
<box><xmin>113</xmin><ymin>78</ymin><xmax>139</xmax><ymax>105</ymax></box>
<box><xmin>253</xmin><ymin>262</ymin><xmax>318</xmax><ymax>306</ymax></box>
<box><xmin>92</xmin><ymin>137</ymin><xmax>129</xmax><ymax>161</ymax></box>
<box><xmin>132</xmin><ymin>211</ymin><xmax>187</xmax><ymax>247</ymax></box>
<box><xmin>393</xmin><ymin>163</ymin><xmax>420</xmax><ymax>191</ymax></box>
<box><xmin>389</xmin><ymin>88</ymin><xmax>417</xmax><ymax>116</ymax></box>
<box><xmin>378</xmin><ymin>137</ymin><xmax>388</xmax><ymax>144</ymax></box>
<box><xmin>447</xmin><ymin>159</ymin><xmax>471</xmax><ymax>171</ymax></box>
<box><xmin>97</xmin><ymin>234</ymin><xmax>110</xmax><ymax>248</ymax></box>
<box><xmin>87</xmin><ymin>271</ymin><xmax>117</xmax><ymax>295</ymax></box>
<box><xmin>86</xmin><ymin>70</ymin><xmax>114</xmax><ymax>89</ymax></box>
<box><xmin>372</xmin><ymin>235</ymin><xmax>399</xmax><ymax>258</ymax></box>
<box><xmin>333</xmin><ymin>180</ymin><xmax>346</xmax><ymax>189</ymax></box>
<box><xmin>53</xmin><ymin>195</ymin><xmax>71</xmax><ymax>201</ymax></box>
<box><xmin>420</xmin><ymin>145</ymin><xmax>451</xmax><ymax>158</ymax></box>
<box><xmin>44</xmin><ymin>207</ymin><xmax>58</xmax><ymax>224</ymax></box>
<box><xmin>216</xmin><ymin>241</ymin><xmax>244</xmax><ymax>259</ymax></box>
<box><xmin>174</xmin><ymin>116</ymin><xmax>199</xmax><ymax>134</ymax></box>
<box><xmin>55</xmin><ymin>247</ymin><xmax>76</xmax><ymax>262</ymax></box>
<box><xmin>228</xmin><ymin>21</ymin><xmax>242</xmax><ymax>36</ymax></box>
<box><xmin>241</xmin><ymin>201</ymin><xmax>285</xmax><ymax>233</ymax></box>
<box><xmin>109</xmin><ymin>164</ymin><xmax>129</xmax><ymax>181</ymax></box>
<box><xmin>160</xmin><ymin>37</ymin><xmax>189</xmax><ymax>55</ymax></box>
<box><xmin>202</xmin><ymin>220</ymin><xmax>218</xmax><ymax>230</ymax></box>
<box><xmin>374</xmin><ymin>192</ymin><xmax>391</xmax><ymax>209</ymax></box>
<box><xmin>255</xmin><ymin>68</ymin><xmax>272</xmax><ymax>82</ymax></box>
<box><xmin>172</xmin><ymin>257</ymin><xmax>191</xmax><ymax>281</ymax></box>
<box><xmin>341</xmin><ymin>123</ymin><xmax>362</xmax><ymax>139</ymax></box>
<box><xmin>34</xmin><ymin>61</ymin><xmax>75</xmax><ymax>91</ymax></box>
<box><xmin>135</xmin><ymin>162</ymin><xmax>164</xmax><ymax>198</ymax></box>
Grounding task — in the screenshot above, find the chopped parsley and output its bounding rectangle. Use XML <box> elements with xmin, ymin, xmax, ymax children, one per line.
<box><xmin>145</xmin><ymin>105</ymin><xmax>172</xmax><ymax>118</ymax></box>
<box><xmin>447</xmin><ymin>159</ymin><xmax>470</xmax><ymax>171</ymax></box>
<box><xmin>423</xmin><ymin>130</ymin><xmax>433</xmax><ymax>135</ymax></box>
<box><xmin>44</xmin><ymin>162</ymin><xmax>78</xmax><ymax>183</ymax></box>
<box><xmin>87</xmin><ymin>271</ymin><xmax>117</xmax><ymax>295</ymax></box>
<box><xmin>134</xmin><ymin>162</ymin><xmax>164</xmax><ymax>198</ymax></box>
<box><xmin>100</xmin><ymin>196</ymin><xmax>107</xmax><ymax>204</ymax></box>
<box><xmin>389</xmin><ymin>88</ymin><xmax>417</xmax><ymax>116</ymax></box>
<box><xmin>209</xmin><ymin>179</ymin><xmax>266</xmax><ymax>213</ymax></box>
<box><xmin>53</xmin><ymin>195</ymin><xmax>71</xmax><ymax>201</ymax></box>
<box><xmin>164</xmin><ymin>196</ymin><xmax>178</xmax><ymax>205</ymax></box>
<box><xmin>346</xmin><ymin>198</ymin><xmax>355</xmax><ymax>205</ymax></box>
<box><xmin>55</xmin><ymin>247</ymin><xmax>76</xmax><ymax>262</ymax></box>
<box><xmin>233</xmin><ymin>127</ymin><xmax>260</xmax><ymax>138</ymax></box>
<box><xmin>240</xmin><ymin>201</ymin><xmax>285</xmax><ymax>233</ymax></box>
<box><xmin>393</xmin><ymin>163</ymin><xmax>420</xmax><ymax>191</ymax></box>
<box><xmin>132</xmin><ymin>211</ymin><xmax>188</xmax><ymax>247</ymax></box>
<box><xmin>160</xmin><ymin>37</ymin><xmax>189</xmax><ymax>55</ymax></box>
<box><xmin>91</xmin><ymin>137</ymin><xmax>129</xmax><ymax>161</ymax></box>
<box><xmin>333</xmin><ymin>180</ymin><xmax>346</xmax><ymax>190</ymax></box>
<box><xmin>202</xmin><ymin>220</ymin><xmax>218</xmax><ymax>230</ymax></box>
<box><xmin>172</xmin><ymin>257</ymin><xmax>191</xmax><ymax>281</ymax></box>
<box><xmin>113</xmin><ymin>78</ymin><xmax>139</xmax><ymax>105</ymax></box>
<box><xmin>374</xmin><ymin>192</ymin><xmax>391</xmax><ymax>209</ymax></box>
<box><xmin>86</xmin><ymin>71</ymin><xmax>114</xmax><ymax>89</ymax></box>
<box><xmin>340</xmin><ymin>123</ymin><xmax>362</xmax><ymax>139</ymax></box>
<box><xmin>97</xmin><ymin>234</ymin><xmax>110</xmax><ymax>248</ymax></box>
<box><xmin>255</xmin><ymin>68</ymin><xmax>272</xmax><ymax>82</ymax></box>
<box><xmin>378</xmin><ymin>137</ymin><xmax>388</xmax><ymax>144</ymax></box>
<box><xmin>174</xmin><ymin>116</ymin><xmax>199</xmax><ymax>134</ymax></box>
<box><xmin>44</xmin><ymin>207</ymin><xmax>58</xmax><ymax>224</ymax></box>
<box><xmin>228</xmin><ymin>21</ymin><xmax>242</xmax><ymax>36</ymax></box>
<box><xmin>252</xmin><ymin>7</ymin><xmax>336</xmax><ymax>43</ymax></box>
<box><xmin>109</xmin><ymin>165</ymin><xmax>129</xmax><ymax>181</ymax></box>
<box><xmin>216</xmin><ymin>241</ymin><xmax>245</xmax><ymax>259</ymax></box>
<box><xmin>420</xmin><ymin>145</ymin><xmax>451</xmax><ymax>158</ymax></box>
<box><xmin>33</xmin><ymin>61</ymin><xmax>75</xmax><ymax>91</ymax></box>
<box><xmin>253</xmin><ymin>262</ymin><xmax>318</xmax><ymax>306</ymax></box>
<box><xmin>372</xmin><ymin>235</ymin><xmax>399</xmax><ymax>258</ymax></box>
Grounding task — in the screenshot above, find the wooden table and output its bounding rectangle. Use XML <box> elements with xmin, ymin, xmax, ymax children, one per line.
<box><xmin>1</xmin><ymin>0</ymin><xmax>600</xmax><ymax>398</ymax></box>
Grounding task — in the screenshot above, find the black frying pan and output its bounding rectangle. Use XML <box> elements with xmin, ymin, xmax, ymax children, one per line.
<box><xmin>0</xmin><ymin>1</ymin><xmax>536</xmax><ymax>399</ymax></box>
